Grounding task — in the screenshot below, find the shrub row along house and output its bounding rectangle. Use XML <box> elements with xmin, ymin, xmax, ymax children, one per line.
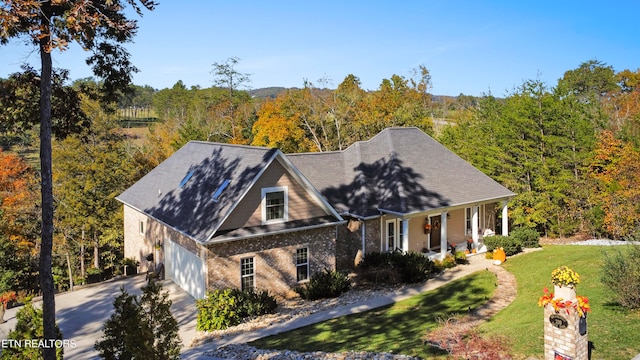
<box><xmin>117</xmin><ymin>127</ymin><xmax>515</xmax><ymax>299</ymax></box>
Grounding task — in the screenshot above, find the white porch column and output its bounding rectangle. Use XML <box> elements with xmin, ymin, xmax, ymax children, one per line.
<box><xmin>440</xmin><ymin>211</ymin><xmax>448</xmax><ymax>259</ymax></box>
<box><xmin>501</xmin><ymin>201</ymin><xmax>509</xmax><ymax>236</ymax></box>
<box><xmin>402</xmin><ymin>219</ymin><xmax>409</xmax><ymax>253</ymax></box>
<box><xmin>472</xmin><ymin>206</ymin><xmax>479</xmax><ymax>248</ymax></box>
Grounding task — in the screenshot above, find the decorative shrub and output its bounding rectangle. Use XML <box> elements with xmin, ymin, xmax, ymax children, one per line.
<box><xmin>600</xmin><ymin>244</ymin><xmax>640</xmax><ymax>309</ymax></box>
<box><xmin>454</xmin><ymin>251</ymin><xmax>468</xmax><ymax>264</ymax></box>
<box><xmin>510</xmin><ymin>227</ymin><xmax>540</xmax><ymax>248</ymax></box>
<box><xmin>433</xmin><ymin>254</ymin><xmax>457</xmax><ymax>272</ymax></box>
<box><xmin>3</xmin><ymin>301</ymin><xmax>64</xmax><ymax>359</ymax></box>
<box><xmin>196</xmin><ymin>288</ymin><xmax>277</xmax><ymax>331</ymax></box>
<box><xmin>483</xmin><ymin>235</ymin><xmax>521</xmax><ymax>256</ymax></box>
<box><xmin>357</xmin><ymin>251</ymin><xmax>434</xmax><ymax>284</ymax></box>
<box><xmin>295</xmin><ymin>269</ymin><xmax>351</xmax><ymax>300</ymax></box>
<box><xmin>86</xmin><ymin>267</ymin><xmax>103</xmax><ymax>284</ymax></box>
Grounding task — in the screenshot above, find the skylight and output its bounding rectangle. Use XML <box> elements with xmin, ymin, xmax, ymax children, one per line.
<box><xmin>211</xmin><ymin>179</ymin><xmax>231</xmax><ymax>202</ymax></box>
<box><xmin>179</xmin><ymin>170</ymin><xmax>194</xmax><ymax>189</ymax></box>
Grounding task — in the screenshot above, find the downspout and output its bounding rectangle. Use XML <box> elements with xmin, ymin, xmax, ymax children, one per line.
<box><xmin>361</xmin><ymin>220</ymin><xmax>366</xmax><ymax>257</ymax></box>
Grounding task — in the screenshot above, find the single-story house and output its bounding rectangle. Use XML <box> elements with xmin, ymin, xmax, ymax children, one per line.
<box><xmin>117</xmin><ymin>127</ymin><xmax>515</xmax><ymax>299</ymax></box>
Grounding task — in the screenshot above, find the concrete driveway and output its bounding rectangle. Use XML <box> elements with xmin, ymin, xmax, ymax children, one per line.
<box><xmin>0</xmin><ymin>274</ymin><xmax>197</xmax><ymax>359</ymax></box>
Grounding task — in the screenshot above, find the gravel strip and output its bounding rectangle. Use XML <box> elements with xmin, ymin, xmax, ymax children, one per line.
<box><xmin>569</xmin><ymin>239</ymin><xmax>640</xmax><ymax>246</ymax></box>
<box><xmin>206</xmin><ymin>344</ymin><xmax>421</xmax><ymax>360</ymax></box>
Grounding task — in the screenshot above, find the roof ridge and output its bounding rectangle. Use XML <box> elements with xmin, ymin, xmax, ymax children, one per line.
<box><xmin>187</xmin><ymin>140</ymin><xmax>276</xmax><ymax>151</ymax></box>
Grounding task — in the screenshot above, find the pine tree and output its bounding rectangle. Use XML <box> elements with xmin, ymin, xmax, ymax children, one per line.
<box><xmin>1</xmin><ymin>302</ymin><xmax>63</xmax><ymax>360</ymax></box>
<box><xmin>95</xmin><ymin>282</ymin><xmax>181</xmax><ymax>359</ymax></box>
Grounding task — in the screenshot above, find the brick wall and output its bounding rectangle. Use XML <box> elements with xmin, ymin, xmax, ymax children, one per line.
<box><xmin>336</xmin><ymin>221</ymin><xmax>363</xmax><ymax>270</ymax></box>
<box><xmin>206</xmin><ymin>226</ymin><xmax>337</xmax><ymax>298</ymax></box>
<box><xmin>543</xmin><ymin>287</ymin><xmax>588</xmax><ymax>360</ymax></box>
<box><xmin>363</xmin><ymin>218</ymin><xmax>382</xmax><ymax>253</ymax></box>
<box><xmin>123</xmin><ymin>206</ymin><xmax>154</xmax><ymax>272</ymax></box>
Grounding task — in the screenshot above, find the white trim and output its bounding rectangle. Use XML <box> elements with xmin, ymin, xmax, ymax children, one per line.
<box><xmin>296</xmin><ymin>247</ymin><xmax>310</xmax><ymax>282</ymax></box>
<box><xmin>261</xmin><ymin>186</ymin><xmax>289</xmax><ymax>224</ymax></box>
<box><xmin>240</xmin><ymin>256</ymin><xmax>255</xmax><ymax>291</ymax></box>
<box><xmin>384</xmin><ymin>219</ymin><xmax>396</xmax><ymax>251</ymax></box>
<box><xmin>440</xmin><ymin>211</ymin><xmax>448</xmax><ymax>259</ymax></box>
<box><xmin>501</xmin><ymin>201</ymin><xmax>509</xmax><ymax>236</ymax></box>
<box><xmin>384</xmin><ymin>218</ymin><xmax>406</xmax><ymax>252</ymax></box>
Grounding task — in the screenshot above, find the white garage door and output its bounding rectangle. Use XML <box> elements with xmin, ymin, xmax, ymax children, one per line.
<box><xmin>165</xmin><ymin>239</ymin><xmax>206</xmax><ymax>299</ymax></box>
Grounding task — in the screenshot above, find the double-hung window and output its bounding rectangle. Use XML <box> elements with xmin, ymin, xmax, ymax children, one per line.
<box><xmin>385</xmin><ymin>219</ymin><xmax>404</xmax><ymax>251</ymax></box>
<box><xmin>261</xmin><ymin>186</ymin><xmax>288</xmax><ymax>224</ymax></box>
<box><xmin>240</xmin><ymin>257</ymin><xmax>255</xmax><ymax>291</ymax></box>
<box><xmin>296</xmin><ymin>247</ymin><xmax>309</xmax><ymax>282</ymax></box>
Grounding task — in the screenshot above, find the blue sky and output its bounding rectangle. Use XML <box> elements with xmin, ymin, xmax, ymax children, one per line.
<box><xmin>1</xmin><ymin>1</ymin><xmax>639</xmax><ymax>96</ymax></box>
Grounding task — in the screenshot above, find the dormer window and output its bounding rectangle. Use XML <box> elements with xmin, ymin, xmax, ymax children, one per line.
<box><xmin>261</xmin><ymin>186</ymin><xmax>288</xmax><ymax>224</ymax></box>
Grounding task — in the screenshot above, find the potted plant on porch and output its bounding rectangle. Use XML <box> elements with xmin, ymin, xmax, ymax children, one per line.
<box><xmin>122</xmin><ymin>257</ymin><xmax>139</xmax><ymax>276</ymax></box>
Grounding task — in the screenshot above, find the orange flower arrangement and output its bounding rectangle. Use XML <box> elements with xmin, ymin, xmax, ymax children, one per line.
<box><xmin>0</xmin><ymin>291</ymin><xmax>17</xmax><ymax>308</ymax></box>
<box><xmin>538</xmin><ymin>287</ymin><xmax>591</xmax><ymax>317</ymax></box>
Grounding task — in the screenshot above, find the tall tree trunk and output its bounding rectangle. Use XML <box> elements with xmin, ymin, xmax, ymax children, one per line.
<box><xmin>66</xmin><ymin>251</ymin><xmax>74</xmax><ymax>291</ymax></box>
<box><xmin>80</xmin><ymin>231</ymin><xmax>85</xmax><ymax>278</ymax></box>
<box><xmin>39</xmin><ymin>34</ymin><xmax>56</xmax><ymax>360</ymax></box>
<box><xmin>93</xmin><ymin>231</ymin><xmax>99</xmax><ymax>269</ymax></box>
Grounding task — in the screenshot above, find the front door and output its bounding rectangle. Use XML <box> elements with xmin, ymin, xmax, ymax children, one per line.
<box><xmin>429</xmin><ymin>215</ymin><xmax>441</xmax><ymax>249</ymax></box>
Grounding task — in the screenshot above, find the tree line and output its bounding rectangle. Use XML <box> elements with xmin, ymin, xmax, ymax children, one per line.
<box><xmin>1</xmin><ymin>59</ymin><xmax>639</xmax><ymax>299</ymax></box>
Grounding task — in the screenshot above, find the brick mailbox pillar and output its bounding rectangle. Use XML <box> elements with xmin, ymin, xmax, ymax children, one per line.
<box><xmin>540</xmin><ymin>266</ymin><xmax>590</xmax><ymax>360</ymax></box>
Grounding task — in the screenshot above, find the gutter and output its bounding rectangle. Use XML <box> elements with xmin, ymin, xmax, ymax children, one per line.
<box><xmin>204</xmin><ymin>220</ymin><xmax>348</xmax><ymax>245</ymax></box>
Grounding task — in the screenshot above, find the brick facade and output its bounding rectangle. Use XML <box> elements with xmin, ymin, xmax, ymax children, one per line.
<box><xmin>206</xmin><ymin>226</ymin><xmax>337</xmax><ymax>298</ymax></box>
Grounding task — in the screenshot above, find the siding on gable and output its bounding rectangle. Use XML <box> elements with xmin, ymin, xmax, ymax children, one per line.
<box><xmin>219</xmin><ymin>159</ymin><xmax>329</xmax><ymax>231</ymax></box>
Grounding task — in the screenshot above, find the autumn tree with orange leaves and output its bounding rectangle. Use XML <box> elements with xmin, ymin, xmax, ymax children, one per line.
<box><xmin>0</xmin><ymin>150</ymin><xmax>39</xmax><ymax>248</ymax></box>
<box><xmin>1</xmin><ymin>1</ymin><xmax>155</xmax><ymax>357</ymax></box>
<box><xmin>589</xmin><ymin>131</ymin><xmax>640</xmax><ymax>239</ymax></box>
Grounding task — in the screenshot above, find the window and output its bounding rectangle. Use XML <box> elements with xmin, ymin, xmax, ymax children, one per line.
<box><xmin>465</xmin><ymin>207</ymin><xmax>472</xmax><ymax>236</ymax></box>
<box><xmin>385</xmin><ymin>219</ymin><xmax>404</xmax><ymax>251</ymax></box>
<box><xmin>261</xmin><ymin>186</ymin><xmax>288</xmax><ymax>224</ymax></box>
<box><xmin>211</xmin><ymin>179</ymin><xmax>230</xmax><ymax>202</ymax></box>
<box><xmin>296</xmin><ymin>248</ymin><xmax>309</xmax><ymax>282</ymax></box>
<box><xmin>139</xmin><ymin>220</ymin><xmax>144</xmax><ymax>235</ymax></box>
<box><xmin>240</xmin><ymin>257</ymin><xmax>254</xmax><ymax>291</ymax></box>
<box><xmin>179</xmin><ymin>170</ymin><xmax>194</xmax><ymax>189</ymax></box>
<box><xmin>386</xmin><ymin>220</ymin><xmax>396</xmax><ymax>251</ymax></box>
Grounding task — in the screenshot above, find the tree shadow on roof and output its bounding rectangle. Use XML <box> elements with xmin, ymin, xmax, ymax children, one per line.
<box><xmin>322</xmin><ymin>153</ymin><xmax>450</xmax><ymax>217</ymax></box>
<box><xmin>146</xmin><ymin>147</ymin><xmax>276</xmax><ymax>241</ymax></box>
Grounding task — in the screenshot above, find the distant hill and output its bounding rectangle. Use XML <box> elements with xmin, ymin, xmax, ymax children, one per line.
<box><xmin>249</xmin><ymin>87</ymin><xmax>292</xmax><ymax>99</ymax></box>
<box><xmin>249</xmin><ymin>87</ymin><xmax>478</xmax><ymax>103</ymax></box>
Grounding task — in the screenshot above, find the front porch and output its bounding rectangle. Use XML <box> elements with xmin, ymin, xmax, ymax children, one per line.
<box><xmin>380</xmin><ymin>201</ymin><xmax>510</xmax><ymax>260</ymax></box>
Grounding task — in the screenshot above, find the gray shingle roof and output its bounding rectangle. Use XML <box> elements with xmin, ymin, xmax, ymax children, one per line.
<box><xmin>117</xmin><ymin>142</ymin><xmax>280</xmax><ymax>242</ymax></box>
<box><xmin>117</xmin><ymin>141</ymin><xmax>344</xmax><ymax>244</ymax></box>
<box><xmin>287</xmin><ymin>127</ymin><xmax>515</xmax><ymax>217</ymax></box>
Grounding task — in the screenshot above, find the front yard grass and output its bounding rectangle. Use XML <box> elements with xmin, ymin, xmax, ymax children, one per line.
<box><xmin>250</xmin><ymin>270</ymin><xmax>497</xmax><ymax>358</ymax></box>
<box><xmin>251</xmin><ymin>245</ymin><xmax>640</xmax><ymax>359</ymax></box>
<box><xmin>481</xmin><ymin>245</ymin><xmax>640</xmax><ymax>360</ymax></box>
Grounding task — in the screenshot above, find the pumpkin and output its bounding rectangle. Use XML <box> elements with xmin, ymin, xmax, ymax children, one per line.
<box><xmin>472</xmin><ymin>249</ymin><xmax>477</xmax><ymax>254</ymax></box>
<box><xmin>464</xmin><ymin>249</ymin><xmax>470</xmax><ymax>255</ymax></box>
<box><xmin>493</xmin><ymin>247</ymin><xmax>506</xmax><ymax>263</ymax></box>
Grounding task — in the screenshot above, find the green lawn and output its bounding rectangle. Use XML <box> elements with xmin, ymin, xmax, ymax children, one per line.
<box><xmin>250</xmin><ymin>270</ymin><xmax>497</xmax><ymax>358</ymax></box>
<box><xmin>481</xmin><ymin>245</ymin><xmax>640</xmax><ymax>360</ymax></box>
<box><xmin>251</xmin><ymin>246</ymin><xmax>640</xmax><ymax>359</ymax></box>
